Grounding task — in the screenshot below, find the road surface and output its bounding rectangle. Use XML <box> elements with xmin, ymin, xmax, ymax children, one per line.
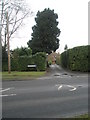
<box><xmin>2</xmin><ymin>64</ymin><xmax>88</xmax><ymax>118</ymax></box>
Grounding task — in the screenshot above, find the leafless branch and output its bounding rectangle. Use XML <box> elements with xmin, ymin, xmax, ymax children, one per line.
<box><xmin>0</xmin><ymin>0</ymin><xmax>33</xmax><ymax>46</ymax></box>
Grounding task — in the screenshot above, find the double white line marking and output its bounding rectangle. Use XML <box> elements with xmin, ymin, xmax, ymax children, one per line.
<box><xmin>0</xmin><ymin>87</ymin><xmax>16</xmax><ymax>97</ymax></box>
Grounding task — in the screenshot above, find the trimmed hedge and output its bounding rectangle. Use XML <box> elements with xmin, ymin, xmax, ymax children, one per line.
<box><xmin>11</xmin><ymin>56</ymin><xmax>35</xmax><ymax>71</ymax></box>
<box><xmin>2</xmin><ymin>60</ymin><xmax>8</xmax><ymax>71</ymax></box>
<box><xmin>33</xmin><ymin>52</ymin><xmax>46</xmax><ymax>71</ymax></box>
<box><xmin>2</xmin><ymin>52</ymin><xmax>46</xmax><ymax>71</ymax></box>
<box><xmin>60</xmin><ymin>45</ymin><xmax>90</xmax><ymax>72</ymax></box>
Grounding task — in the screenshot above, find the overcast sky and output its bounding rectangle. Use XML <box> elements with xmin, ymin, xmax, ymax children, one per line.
<box><xmin>10</xmin><ymin>0</ymin><xmax>89</xmax><ymax>53</ymax></box>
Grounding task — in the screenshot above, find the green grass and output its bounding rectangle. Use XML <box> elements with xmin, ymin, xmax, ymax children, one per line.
<box><xmin>2</xmin><ymin>71</ymin><xmax>46</xmax><ymax>80</ymax></box>
<box><xmin>78</xmin><ymin>114</ymin><xmax>88</xmax><ymax>118</ymax></box>
<box><xmin>58</xmin><ymin>114</ymin><xmax>89</xmax><ymax>119</ymax></box>
<box><xmin>75</xmin><ymin>114</ymin><xmax>89</xmax><ymax>119</ymax></box>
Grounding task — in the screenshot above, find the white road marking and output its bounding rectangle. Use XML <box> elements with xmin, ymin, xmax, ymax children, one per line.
<box><xmin>0</xmin><ymin>87</ymin><xmax>16</xmax><ymax>97</ymax></box>
<box><xmin>56</xmin><ymin>84</ymin><xmax>77</xmax><ymax>92</ymax></box>
<box><xmin>0</xmin><ymin>94</ymin><xmax>16</xmax><ymax>97</ymax></box>
<box><xmin>76</xmin><ymin>75</ymin><xmax>88</xmax><ymax>78</ymax></box>
<box><xmin>0</xmin><ymin>88</ymin><xmax>11</xmax><ymax>92</ymax></box>
<box><xmin>67</xmin><ymin>85</ymin><xmax>77</xmax><ymax>91</ymax></box>
<box><xmin>55</xmin><ymin>84</ymin><xmax>60</xmax><ymax>87</ymax></box>
<box><xmin>58</xmin><ymin>85</ymin><xmax>62</xmax><ymax>90</ymax></box>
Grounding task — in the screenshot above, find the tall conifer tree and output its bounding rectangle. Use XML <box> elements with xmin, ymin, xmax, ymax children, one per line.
<box><xmin>28</xmin><ymin>8</ymin><xmax>61</xmax><ymax>54</ymax></box>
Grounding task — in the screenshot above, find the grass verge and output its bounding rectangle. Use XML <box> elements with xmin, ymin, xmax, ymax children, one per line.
<box><xmin>59</xmin><ymin>114</ymin><xmax>89</xmax><ymax>119</ymax></box>
<box><xmin>2</xmin><ymin>71</ymin><xmax>46</xmax><ymax>80</ymax></box>
<box><xmin>77</xmin><ymin>114</ymin><xmax>88</xmax><ymax>118</ymax></box>
<box><xmin>74</xmin><ymin>114</ymin><xmax>89</xmax><ymax>119</ymax></box>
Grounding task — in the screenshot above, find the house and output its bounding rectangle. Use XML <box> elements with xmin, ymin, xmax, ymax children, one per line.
<box><xmin>47</xmin><ymin>52</ymin><xmax>60</xmax><ymax>64</ymax></box>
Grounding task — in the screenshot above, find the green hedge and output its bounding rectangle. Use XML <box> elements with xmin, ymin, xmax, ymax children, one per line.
<box><xmin>2</xmin><ymin>60</ymin><xmax>8</xmax><ymax>71</ymax></box>
<box><xmin>2</xmin><ymin>52</ymin><xmax>46</xmax><ymax>71</ymax></box>
<box><xmin>60</xmin><ymin>51</ymin><xmax>68</xmax><ymax>68</ymax></box>
<box><xmin>60</xmin><ymin>45</ymin><xmax>90</xmax><ymax>72</ymax></box>
<box><xmin>11</xmin><ymin>56</ymin><xmax>35</xmax><ymax>71</ymax></box>
<box><xmin>33</xmin><ymin>52</ymin><xmax>46</xmax><ymax>71</ymax></box>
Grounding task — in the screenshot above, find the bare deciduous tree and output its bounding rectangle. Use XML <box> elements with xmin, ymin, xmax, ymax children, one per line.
<box><xmin>0</xmin><ymin>0</ymin><xmax>33</xmax><ymax>48</ymax></box>
<box><xmin>0</xmin><ymin>0</ymin><xmax>33</xmax><ymax>73</ymax></box>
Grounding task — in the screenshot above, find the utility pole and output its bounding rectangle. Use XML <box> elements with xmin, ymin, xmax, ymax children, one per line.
<box><xmin>6</xmin><ymin>12</ymin><xmax>11</xmax><ymax>73</ymax></box>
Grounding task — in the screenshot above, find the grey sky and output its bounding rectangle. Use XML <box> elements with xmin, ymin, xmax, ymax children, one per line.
<box><xmin>10</xmin><ymin>0</ymin><xmax>88</xmax><ymax>53</ymax></box>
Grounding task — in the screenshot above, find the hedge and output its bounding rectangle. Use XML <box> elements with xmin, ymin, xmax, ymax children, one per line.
<box><xmin>11</xmin><ymin>56</ymin><xmax>35</xmax><ymax>71</ymax></box>
<box><xmin>33</xmin><ymin>52</ymin><xmax>46</xmax><ymax>71</ymax></box>
<box><xmin>2</xmin><ymin>52</ymin><xmax>46</xmax><ymax>71</ymax></box>
<box><xmin>60</xmin><ymin>45</ymin><xmax>90</xmax><ymax>72</ymax></box>
<box><xmin>2</xmin><ymin>60</ymin><xmax>8</xmax><ymax>71</ymax></box>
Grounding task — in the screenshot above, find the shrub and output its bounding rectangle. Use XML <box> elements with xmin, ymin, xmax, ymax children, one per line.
<box><xmin>3</xmin><ymin>52</ymin><xmax>46</xmax><ymax>71</ymax></box>
<box><xmin>60</xmin><ymin>45</ymin><xmax>90</xmax><ymax>72</ymax></box>
<box><xmin>33</xmin><ymin>52</ymin><xmax>46</xmax><ymax>71</ymax></box>
<box><xmin>56</xmin><ymin>55</ymin><xmax>60</xmax><ymax>65</ymax></box>
<box><xmin>17</xmin><ymin>56</ymin><xmax>35</xmax><ymax>71</ymax></box>
<box><xmin>48</xmin><ymin>60</ymin><xmax>52</xmax><ymax>65</ymax></box>
<box><xmin>2</xmin><ymin>61</ymin><xmax>8</xmax><ymax>71</ymax></box>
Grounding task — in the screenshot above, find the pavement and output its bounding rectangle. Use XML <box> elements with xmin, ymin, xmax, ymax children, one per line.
<box><xmin>2</xmin><ymin>64</ymin><xmax>88</xmax><ymax>118</ymax></box>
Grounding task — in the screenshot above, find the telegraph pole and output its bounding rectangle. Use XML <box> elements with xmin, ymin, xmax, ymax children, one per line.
<box><xmin>6</xmin><ymin>12</ymin><xmax>11</xmax><ymax>73</ymax></box>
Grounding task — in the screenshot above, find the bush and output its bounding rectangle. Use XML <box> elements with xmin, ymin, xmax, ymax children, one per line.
<box><xmin>11</xmin><ymin>56</ymin><xmax>35</xmax><ymax>71</ymax></box>
<box><xmin>60</xmin><ymin>45</ymin><xmax>90</xmax><ymax>72</ymax></box>
<box><xmin>3</xmin><ymin>52</ymin><xmax>46</xmax><ymax>71</ymax></box>
<box><xmin>11</xmin><ymin>57</ymin><xmax>19</xmax><ymax>71</ymax></box>
<box><xmin>18</xmin><ymin>56</ymin><xmax>35</xmax><ymax>71</ymax></box>
<box><xmin>33</xmin><ymin>52</ymin><xmax>46</xmax><ymax>71</ymax></box>
<box><xmin>60</xmin><ymin>51</ymin><xmax>68</xmax><ymax>68</ymax></box>
<box><xmin>48</xmin><ymin>60</ymin><xmax>52</xmax><ymax>66</ymax></box>
<box><xmin>56</xmin><ymin>55</ymin><xmax>60</xmax><ymax>65</ymax></box>
<box><xmin>2</xmin><ymin>46</ymin><xmax>8</xmax><ymax>71</ymax></box>
<box><xmin>2</xmin><ymin>61</ymin><xmax>8</xmax><ymax>71</ymax></box>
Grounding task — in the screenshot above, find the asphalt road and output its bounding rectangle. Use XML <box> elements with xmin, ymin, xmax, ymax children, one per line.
<box><xmin>2</xmin><ymin>64</ymin><xmax>88</xmax><ymax>118</ymax></box>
